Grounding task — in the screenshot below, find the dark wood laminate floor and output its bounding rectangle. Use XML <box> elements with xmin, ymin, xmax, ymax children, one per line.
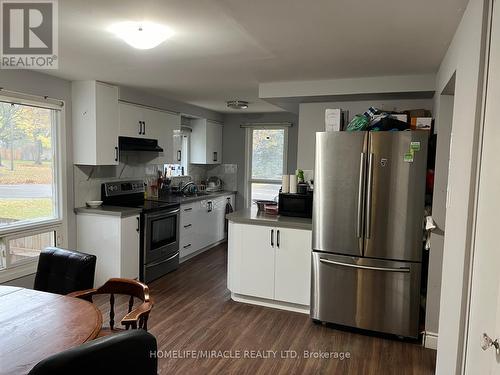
<box><xmin>96</xmin><ymin>243</ymin><xmax>436</xmax><ymax>375</ymax></box>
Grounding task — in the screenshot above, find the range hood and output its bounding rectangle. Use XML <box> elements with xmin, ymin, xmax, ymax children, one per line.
<box><xmin>118</xmin><ymin>136</ymin><xmax>163</xmax><ymax>152</ymax></box>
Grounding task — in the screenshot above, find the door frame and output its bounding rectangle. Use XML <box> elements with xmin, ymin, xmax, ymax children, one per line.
<box><xmin>461</xmin><ymin>0</ymin><xmax>496</xmax><ymax>372</ymax></box>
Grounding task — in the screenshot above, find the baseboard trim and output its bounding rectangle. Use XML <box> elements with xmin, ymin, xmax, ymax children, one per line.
<box><xmin>231</xmin><ymin>292</ymin><xmax>310</xmax><ymax>315</ymax></box>
<box><xmin>179</xmin><ymin>239</ymin><xmax>226</xmax><ymax>264</ymax></box>
<box><xmin>423</xmin><ymin>331</ymin><xmax>438</xmax><ymax>350</ymax></box>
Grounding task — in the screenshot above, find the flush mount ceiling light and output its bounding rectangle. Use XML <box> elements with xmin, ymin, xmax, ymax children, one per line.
<box><xmin>226</xmin><ymin>100</ymin><xmax>249</xmax><ymax>110</ymax></box>
<box><xmin>108</xmin><ymin>21</ymin><xmax>174</xmax><ymax>50</ymax></box>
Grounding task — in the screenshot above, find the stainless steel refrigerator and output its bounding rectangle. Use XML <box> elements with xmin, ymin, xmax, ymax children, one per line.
<box><xmin>311</xmin><ymin>131</ymin><xmax>428</xmax><ymax>338</ymax></box>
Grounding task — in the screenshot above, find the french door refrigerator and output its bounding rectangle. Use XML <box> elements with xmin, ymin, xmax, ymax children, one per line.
<box><xmin>311</xmin><ymin>131</ymin><xmax>428</xmax><ymax>338</ymax></box>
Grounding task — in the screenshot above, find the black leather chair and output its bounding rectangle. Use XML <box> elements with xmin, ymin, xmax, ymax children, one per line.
<box><xmin>28</xmin><ymin>330</ymin><xmax>158</xmax><ymax>375</ymax></box>
<box><xmin>34</xmin><ymin>247</ymin><xmax>96</xmax><ymax>295</ymax></box>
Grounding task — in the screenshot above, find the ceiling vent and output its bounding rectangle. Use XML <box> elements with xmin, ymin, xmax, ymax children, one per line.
<box><xmin>226</xmin><ymin>100</ymin><xmax>249</xmax><ymax>110</ymax></box>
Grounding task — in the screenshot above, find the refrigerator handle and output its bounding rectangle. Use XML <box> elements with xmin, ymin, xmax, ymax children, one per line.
<box><xmin>319</xmin><ymin>258</ymin><xmax>410</xmax><ymax>273</ymax></box>
<box><xmin>365</xmin><ymin>152</ymin><xmax>374</xmax><ymax>239</ymax></box>
<box><xmin>356</xmin><ymin>153</ymin><xmax>366</xmax><ymax>238</ymax></box>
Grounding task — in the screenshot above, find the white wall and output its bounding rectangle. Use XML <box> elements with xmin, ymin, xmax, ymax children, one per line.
<box><xmin>425</xmin><ymin>93</ymin><xmax>454</xmax><ymax>344</ymax></box>
<box><xmin>434</xmin><ymin>0</ymin><xmax>490</xmax><ymax>373</ymax></box>
<box><xmin>119</xmin><ymin>86</ymin><xmax>223</xmax><ymax>123</ymax></box>
<box><xmin>260</xmin><ymin>74</ymin><xmax>435</xmax><ymax>99</ymax></box>
<box><xmin>297</xmin><ymin>99</ymin><xmax>434</xmax><ymax>169</ymax></box>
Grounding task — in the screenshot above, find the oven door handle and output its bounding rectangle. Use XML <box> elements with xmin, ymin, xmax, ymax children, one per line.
<box><xmin>144</xmin><ymin>208</ymin><xmax>180</xmax><ymax>220</ymax></box>
<box><xmin>146</xmin><ymin>252</ymin><xmax>179</xmax><ymax>268</ymax></box>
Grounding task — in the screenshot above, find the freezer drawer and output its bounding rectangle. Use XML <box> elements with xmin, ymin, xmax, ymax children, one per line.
<box><xmin>311</xmin><ymin>252</ymin><xmax>421</xmax><ymax>338</ymax></box>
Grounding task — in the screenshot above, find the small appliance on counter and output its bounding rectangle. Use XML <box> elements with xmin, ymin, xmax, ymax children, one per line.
<box><xmin>278</xmin><ymin>192</ymin><xmax>313</xmax><ymax>218</ymax></box>
<box><xmin>206</xmin><ymin>176</ymin><xmax>223</xmax><ymax>192</ymax></box>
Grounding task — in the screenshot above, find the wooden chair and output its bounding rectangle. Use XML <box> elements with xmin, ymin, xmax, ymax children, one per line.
<box><xmin>68</xmin><ymin>278</ymin><xmax>153</xmax><ymax>336</ymax></box>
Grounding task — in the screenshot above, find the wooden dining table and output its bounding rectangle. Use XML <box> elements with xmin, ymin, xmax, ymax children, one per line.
<box><xmin>0</xmin><ymin>286</ymin><xmax>102</xmax><ymax>375</ymax></box>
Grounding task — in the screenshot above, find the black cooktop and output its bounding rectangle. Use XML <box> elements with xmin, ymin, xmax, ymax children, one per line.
<box><xmin>103</xmin><ymin>195</ymin><xmax>179</xmax><ymax>213</ymax></box>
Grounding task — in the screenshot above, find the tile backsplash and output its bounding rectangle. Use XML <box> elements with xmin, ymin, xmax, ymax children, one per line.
<box><xmin>188</xmin><ymin>163</ymin><xmax>237</xmax><ymax>191</ymax></box>
<box><xmin>73</xmin><ymin>152</ymin><xmax>164</xmax><ymax>208</ymax></box>
<box><xmin>74</xmin><ymin>155</ymin><xmax>237</xmax><ymax>208</ymax></box>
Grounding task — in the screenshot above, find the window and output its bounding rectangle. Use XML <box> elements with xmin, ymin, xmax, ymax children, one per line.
<box><xmin>0</xmin><ymin>229</ymin><xmax>56</xmax><ymax>269</ymax></box>
<box><xmin>245</xmin><ymin>126</ymin><xmax>288</xmax><ymax>206</ymax></box>
<box><xmin>0</xmin><ymin>97</ymin><xmax>62</xmax><ymax>274</ymax></box>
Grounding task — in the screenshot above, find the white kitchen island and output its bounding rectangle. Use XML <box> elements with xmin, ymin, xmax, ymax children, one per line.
<box><xmin>226</xmin><ymin>208</ymin><xmax>312</xmax><ymax>314</ymax></box>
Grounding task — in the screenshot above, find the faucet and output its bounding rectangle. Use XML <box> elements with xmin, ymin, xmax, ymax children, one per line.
<box><xmin>180</xmin><ymin>181</ymin><xmax>196</xmax><ymax>194</ymax></box>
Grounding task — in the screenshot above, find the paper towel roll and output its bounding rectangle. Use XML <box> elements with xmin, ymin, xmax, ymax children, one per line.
<box><xmin>289</xmin><ymin>174</ymin><xmax>297</xmax><ymax>194</ymax></box>
<box><xmin>281</xmin><ymin>175</ymin><xmax>290</xmax><ymax>193</ymax></box>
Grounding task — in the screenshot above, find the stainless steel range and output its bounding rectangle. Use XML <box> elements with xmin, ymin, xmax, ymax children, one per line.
<box><xmin>101</xmin><ymin>180</ymin><xmax>180</xmax><ymax>283</ymax></box>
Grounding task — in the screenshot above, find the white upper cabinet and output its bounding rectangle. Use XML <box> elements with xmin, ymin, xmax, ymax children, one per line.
<box><xmin>118</xmin><ymin>102</ymin><xmax>144</xmax><ymax>138</ymax></box>
<box><xmin>72</xmin><ymin>81</ymin><xmax>119</xmax><ymax>165</ymax></box>
<box><xmin>118</xmin><ymin>102</ymin><xmax>181</xmax><ymax>164</ymax></box>
<box><xmin>144</xmin><ymin>108</ymin><xmax>180</xmax><ymax>164</ymax></box>
<box><xmin>190</xmin><ymin>118</ymin><xmax>223</xmax><ymax>164</ymax></box>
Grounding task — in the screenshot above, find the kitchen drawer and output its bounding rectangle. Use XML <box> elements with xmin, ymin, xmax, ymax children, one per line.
<box><xmin>310</xmin><ymin>252</ymin><xmax>421</xmax><ymax>338</ymax></box>
<box><xmin>180</xmin><ymin>204</ymin><xmax>196</xmax><ymax>225</ymax></box>
<box><xmin>180</xmin><ymin>221</ymin><xmax>195</xmax><ymax>236</ymax></box>
<box><xmin>180</xmin><ymin>202</ymin><xmax>197</xmax><ymax>213</ymax></box>
<box><xmin>180</xmin><ymin>233</ymin><xmax>200</xmax><ymax>258</ymax></box>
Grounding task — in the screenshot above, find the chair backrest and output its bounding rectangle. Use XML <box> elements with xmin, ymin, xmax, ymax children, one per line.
<box><xmin>95</xmin><ymin>278</ymin><xmax>151</xmax><ymax>330</ymax></box>
<box><xmin>34</xmin><ymin>247</ymin><xmax>96</xmax><ymax>295</ymax></box>
<box><xmin>28</xmin><ymin>330</ymin><xmax>157</xmax><ymax>375</ymax></box>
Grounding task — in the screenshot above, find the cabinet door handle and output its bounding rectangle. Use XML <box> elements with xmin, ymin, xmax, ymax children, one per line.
<box><xmin>177</xmin><ymin>150</ymin><xmax>182</xmax><ymax>162</ymax></box>
<box><xmin>183</xmin><ymin>224</ymin><xmax>192</xmax><ymax>229</ymax></box>
<box><xmin>184</xmin><ymin>207</ymin><xmax>192</xmax><ymax>212</ymax></box>
<box><xmin>213</xmin><ymin>151</ymin><xmax>217</xmax><ymax>162</ymax></box>
<box><xmin>271</xmin><ymin>229</ymin><xmax>274</xmax><ymax>247</ymax></box>
<box><xmin>207</xmin><ymin>201</ymin><xmax>213</xmax><ymax>212</ymax></box>
<box><xmin>143</xmin><ymin>121</ymin><xmax>146</xmax><ymax>135</ymax></box>
<box><xmin>276</xmin><ymin>230</ymin><xmax>280</xmax><ymax>248</ymax></box>
<box><xmin>114</xmin><ymin>146</ymin><xmax>118</xmax><ymax>162</ymax></box>
<box><xmin>138</xmin><ymin>121</ymin><xmax>142</xmax><ymax>135</ymax></box>
<box><xmin>136</xmin><ymin>217</ymin><xmax>140</xmax><ymax>232</ymax></box>
<box><xmin>183</xmin><ymin>244</ymin><xmax>192</xmax><ymax>249</ymax></box>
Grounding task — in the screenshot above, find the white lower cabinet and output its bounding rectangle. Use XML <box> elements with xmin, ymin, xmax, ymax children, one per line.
<box><xmin>274</xmin><ymin>227</ymin><xmax>312</xmax><ymax>305</ymax></box>
<box><xmin>228</xmin><ymin>222</ymin><xmax>312</xmax><ymax>307</ymax></box>
<box><xmin>76</xmin><ymin>213</ymin><xmax>140</xmax><ymax>287</ymax></box>
<box><xmin>238</xmin><ymin>224</ymin><xmax>275</xmax><ymax>299</ymax></box>
<box><xmin>179</xmin><ymin>194</ymin><xmax>235</xmax><ymax>259</ymax></box>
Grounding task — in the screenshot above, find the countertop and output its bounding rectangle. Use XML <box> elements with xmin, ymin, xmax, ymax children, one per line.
<box><xmin>74</xmin><ymin>206</ymin><xmax>143</xmax><ymax>218</ymax></box>
<box><xmin>226</xmin><ymin>208</ymin><xmax>312</xmax><ymax>230</ymax></box>
<box><xmin>74</xmin><ymin>191</ymin><xmax>237</xmax><ymax>217</ymax></box>
<box><xmin>155</xmin><ymin>190</ymin><xmax>237</xmax><ymax>204</ymax></box>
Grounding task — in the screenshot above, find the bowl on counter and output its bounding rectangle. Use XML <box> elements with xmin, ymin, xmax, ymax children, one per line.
<box><xmin>86</xmin><ymin>200</ymin><xmax>103</xmax><ymax>208</ymax></box>
<box><xmin>264</xmin><ymin>204</ymin><xmax>279</xmax><ymax>215</ymax></box>
<box><xmin>253</xmin><ymin>200</ymin><xmax>277</xmax><ymax>212</ymax></box>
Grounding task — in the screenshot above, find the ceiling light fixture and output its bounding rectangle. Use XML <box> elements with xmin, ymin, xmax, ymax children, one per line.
<box><xmin>226</xmin><ymin>100</ymin><xmax>249</xmax><ymax>110</ymax></box>
<box><xmin>108</xmin><ymin>21</ymin><xmax>174</xmax><ymax>50</ymax></box>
